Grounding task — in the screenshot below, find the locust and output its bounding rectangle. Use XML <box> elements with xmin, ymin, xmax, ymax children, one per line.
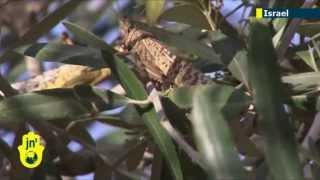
<box><xmin>12</xmin><ymin>64</ymin><xmax>111</xmax><ymax>93</ymax></box>
<box><xmin>11</xmin><ymin>32</ymin><xmax>111</xmax><ymax>93</ymax></box>
<box><xmin>119</xmin><ymin>18</ymin><xmax>211</xmax><ymax>90</ymax></box>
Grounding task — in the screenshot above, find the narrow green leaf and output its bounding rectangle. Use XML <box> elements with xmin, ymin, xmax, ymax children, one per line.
<box><xmin>227</xmin><ymin>50</ymin><xmax>249</xmax><ymax>85</ymax></box>
<box><xmin>273</xmin><ymin>19</ymin><xmax>288</xmax><ymax>32</ymax></box>
<box><xmin>222</xmin><ymin>88</ymin><xmax>251</xmax><ymax>121</ymax></box>
<box><xmin>192</xmin><ymin>84</ymin><xmax>247</xmax><ymax>180</ymax></box>
<box><xmin>205</xmin><ymin>30</ymin><xmax>243</xmax><ymax>65</ymax></box>
<box><xmin>97</xmin><ymin>129</ymin><xmax>129</xmax><ymax>149</ymax></box>
<box><xmin>118</xmin><ymin>104</ymin><xmax>145</xmax><ymax>125</ymax></box>
<box><xmin>248</xmin><ymin>21</ymin><xmax>303</xmax><ymax>180</ymax></box>
<box><xmin>55</xmin><ymin>21</ymin><xmax>183</xmax><ymax>179</ymax></box>
<box><xmin>157</xmin><ymin>24</ymin><xmax>242</xmax><ymax>66</ymax></box>
<box><xmin>272</xmin><ymin>19</ymin><xmax>288</xmax><ymax>48</ymax></box>
<box><xmin>166</xmin><ymin>86</ymin><xmax>198</xmax><ymax>109</ymax></box>
<box><xmin>132</xmin><ymin>20</ymin><xmax>222</xmax><ymax>64</ymax></box>
<box><xmin>0</xmin><ymin>86</ymin><xmax>127</xmax><ymax>124</ymax></box>
<box><xmin>160</xmin><ymin>5</ymin><xmax>210</xmax><ymax>29</ymax></box>
<box><xmin>167</xmin><ymin>83</ymin><xmax>251</xmax><ymax>114</ymax></box>
<box><xmin>101</xmin><ymin>51</ymin><xmax>183</xmax><ymax>180</ymax></box>
<box><xmin>32</xmin><ymin>43</ymin><xmax>106</xmax><ymax>68</ymax></box>
<box><xmin>146</xmin><ymin>0</ymin><xmax>166</xmax><ymax>24</ymax></box>
<box><xmin>289</xmin><ymin>95</ymin><xmax>313</xmax><ymax>111</ymax></box>
<box><xmin>282</xmin><ymin>72</ymin><xmax>320</xmax><ymax>92</ymax></box>
<box><xmin>296</xmin><ymin>48</ymin><xmax>318</xmax><ymax>72</ymax></box>
<box><xmin>62</xmin><ymin>21</ymin><xmax>115</xmax><ymax>52</ymax></box>
<box><xmin>0</xmin><ymin>89</ymin><xmax>89</xmax><ymax>124</ymax></box>
<box><xmin>273</xmin><ymin>26</ymin><xmax>286</xmax><ymax>47</ymax></box>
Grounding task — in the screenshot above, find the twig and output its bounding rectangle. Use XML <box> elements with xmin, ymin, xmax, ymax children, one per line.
<box><xmin>147</xmin><ymin>88</ymin><xmax>206</xmax><ymax>169</ymax></box>
<box><xmin>204</xmin><ymin>11</ymin><xmax>216</xmax><ymax>31</ymax></box>
<box><xmin>65</xmin><ymin>114</ymin><xmax>144</xmax><ymax>132</ymax></box>
<box><xmin>200</xmin><ymin>0</ymin><xmax>216</xmax><ymax>31</ymax></box>
<box><xmin>223</xmin><ymin>3</ymin><xmax>245</xmax><ymax>20</ymax></box>
<box><xmin>277</xmin><ymin>0</ymin><xmax>319</xmax><ymax>61</ymax></box>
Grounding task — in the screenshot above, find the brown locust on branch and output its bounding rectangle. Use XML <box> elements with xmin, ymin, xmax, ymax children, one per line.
<box><xmin>119</xmin><ymin>18</ymin><xmax>211</xmax><ymax>90</ymax></box>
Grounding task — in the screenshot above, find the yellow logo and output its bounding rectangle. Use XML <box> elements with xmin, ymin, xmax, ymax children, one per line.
<box><xmin>18</xmin><ymin>132</ymin><xmax>45</xmax><ymax>168</ymax></box>
<box><xmin>256</xmin><ymin>8</ymin><xmax>263</xmax><ymax>19</ymax></box>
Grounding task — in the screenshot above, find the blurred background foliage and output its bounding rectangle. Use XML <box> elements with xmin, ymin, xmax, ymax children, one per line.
<box><xmin>1</xmin><ymin>0</ymin><xmax>320</xmax><ymax>180</ymax></box>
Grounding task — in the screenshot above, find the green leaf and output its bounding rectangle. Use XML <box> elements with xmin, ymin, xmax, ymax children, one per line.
<box><xmin>206</xmin><ymin>31</ymin><xmax>243</xmax><ymax>65</ymax></box>
<box><xmin>222</xmin><ymin>88</ymin><xmax>251</xmax><ymax>121</ymax></box>
<box><xmin>0</xmin><ymin>86</ymin><xmax>127</xmax><ymax>124</ymax></box>
<box><xmin>160</xmin><ymin>5</ymin><xmax>210</xmax><ymax>29</ymax></box>
<box><xmin>132</xmin><ymin>20</ymin><xmax>222</xmax><ymax>64</ymax></box>
<box><xmin>282</xmin><ymin>72</ymin><xmax>320</xmax><ymax>92</ymax></box>
<box><xmin>118</xmin><ymin>104</ymin><xmax>145</xmax><ymax>125</ymax></box>
<box><xmin>97</xmin><ymin>129</ymin><xmax>129</xmax><ymax>149</ymax></box>
<box><xmin>30</xmin><ymin>43</ymin><xmax>106</xmax><ymax>68</ymax></box>
<box><xmin>55</xmin><ymin>21</ymin><xmax>183</xmax><ymax>179</ymax></box>
<box><xmin>272</xmin><ymin>18</ymin><xmax>288</xmax><ymax>32</ymax></box>
<box><xmin>166</xmin><ymin>82</ymin><xmax>250</xmax><ymax>110</ymax></box>
<box><xmin>101</xmin><ymin>51</ymin><xmax>183</xmax><ymax>180</ymax></box>
<box><xmin>0</xmin><ymin>89</ymin><xmax>89</xmax><ymax>124</ymax></box>
<box><xmin>62</xmin><ymin>21</ymin><xmax>115</xmax><ymax>52</ymax></box>
<box><xmin>103</xmin><ymin>54</ymin><xmax>146</xmax><ymax>100</ymax></box>
<box><xmin>160</xmin><ymin>24</ymin><xmax>242</xmax><ymax>67</ymax></box>
<box><xmin>166</xmin><ymin>86</ymin><xmax>198</xmax><ymax>109</ymax></box>
<box><xmin>289</xmin><ymin>95</ymin><xmax>312</xmax><ymax>111</ymax></box>
<box><xmin>0</xmin><ymin>50</ymin><xmax>25</xmax><ymax>63</ymax></box>
<box><xmin>272</xmin><ymin>19</ymin><xmax>288</xmax><ymax>48</ymax></box>
<box><xmin>296</xmin><ymin>49</ymin><xmax>319</xmax><ymax>72</ymax></box>
<box><xmin>248</xmin><ymin>22</ymin><xmax>303</xmax><ymax>180</ymax></box>
<box><xmin>228</xmin><ymin>50</ymin><xmax>249</xmax><ymax>85</ymax></box>
<box><xmin>273</xmin><ymin>25</ymin><xmax>286</xmax><ymax>48</ymax></box>
<box><xmin>192</xmin><ymin>84</ymin><xmax>247</xmax><ymax>180</ymax></box>
<box><xmin>146</xmin><ymin>0</ymin><xmax>166</xmax><ymax>24</ymax></box>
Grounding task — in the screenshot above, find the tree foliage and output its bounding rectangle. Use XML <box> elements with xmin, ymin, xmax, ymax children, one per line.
<box><xmin>0</xmin><ymin>0</ymin><xmax>320</xmax><ymax>179</ymax></box>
